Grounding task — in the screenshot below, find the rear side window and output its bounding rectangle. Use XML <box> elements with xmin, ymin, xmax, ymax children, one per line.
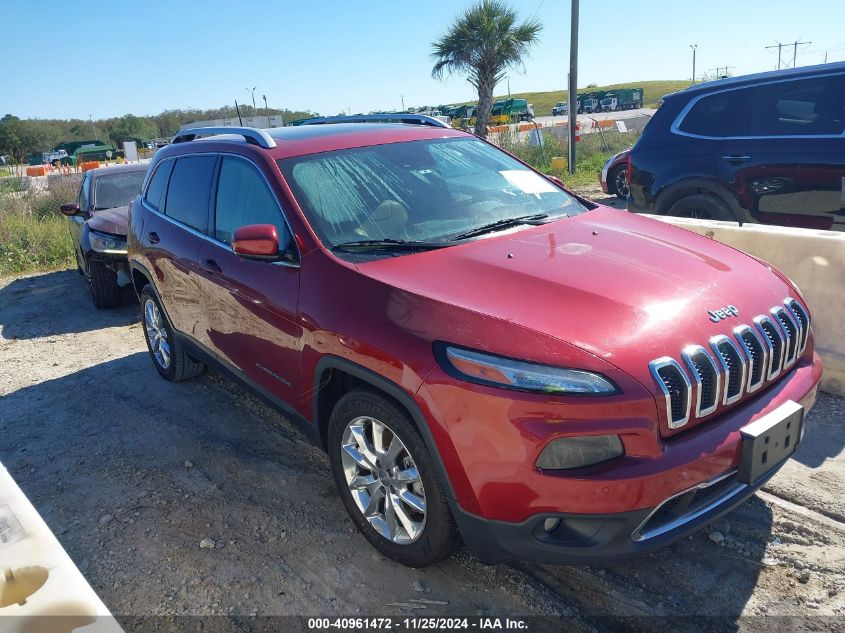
<box><xmin>164</xmin><ymin>156</ymin><xmax>216</xmax><ymax>233</ymax></box>
<box><xmin>749</xmin><ymin>75</ymin><xmax>845</xmax><ymax>136</ymax></box>
<box><xmin>214</xmin><ymin>157</ymin><xmax>291</xmax><ymax>248</ymax></box>
<box><xmin>679</xmin><ymin>88</ymin><xmax>755</xmax><ymax>137</ymax></box>
<box><xmin>144</xmin><ymin>160</ymin><xmax>173</xmax><ymax>211</ymax></box>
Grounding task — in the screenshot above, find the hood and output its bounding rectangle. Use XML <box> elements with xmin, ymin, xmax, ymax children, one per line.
<box><xmin>87</xmin><ymin>205</ymin><xmax>129</xmax><ymax>237</ymax></box>
<box><xmin>356</xmin><ymin>207</ymin><xmax>797</xmax><ymax>385</ymax></box>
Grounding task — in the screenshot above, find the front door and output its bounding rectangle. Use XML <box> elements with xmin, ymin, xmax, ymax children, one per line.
<box><xmin>195</xmin><ymin>155</ymin><xmax>302</xmax><ymax>402</ymax></box>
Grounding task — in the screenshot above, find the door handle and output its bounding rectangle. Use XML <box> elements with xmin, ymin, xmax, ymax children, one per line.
<box><xmin>201</xmin><ymin>259</ymin><xmax>222</xmax><ymax>275</ymax></box>
<box><xmin>147</xmin><ymin>231</ymin><xmax>160</xmax><ymax>244</ymax></box>
<box><xmin>722</xmin><ymin>155</ymin><xmax>752</xmax><ymax>163</ymax></box>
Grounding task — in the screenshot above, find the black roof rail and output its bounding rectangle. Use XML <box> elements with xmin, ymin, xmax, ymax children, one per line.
<box><xmin>171</xmin><ymin>126</ymin><xmax>277</xmax><ymax>149</ymax></box>
<box><xmin>298</xmin><ymin>113</ymin><xmax>451</xmax><ymax>129</ymax></box>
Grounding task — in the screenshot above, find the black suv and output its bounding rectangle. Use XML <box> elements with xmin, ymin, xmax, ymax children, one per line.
<box><xmin>628</xmin><ymin>62</ymin><xmax>845</xmax><ymax>231</ymax></box>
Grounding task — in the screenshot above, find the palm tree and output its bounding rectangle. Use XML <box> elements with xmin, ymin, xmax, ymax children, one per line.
<box><xmin>431</xmin><ymin>0</ymin><xmax>542</xmax><ymax>137</ymax></box>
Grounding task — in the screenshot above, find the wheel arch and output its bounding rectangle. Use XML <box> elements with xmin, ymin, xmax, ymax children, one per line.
<box><xmin>313</xmin><ymin>355</ymin><xmax>457</xmax><ymax>500</ymax></box>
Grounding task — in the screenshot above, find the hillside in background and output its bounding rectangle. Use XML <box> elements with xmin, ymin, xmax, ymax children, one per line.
<box><xmin>452</xmin><ymin>80</ymin><xmax>690</xmax><ymax>116</ymax></box>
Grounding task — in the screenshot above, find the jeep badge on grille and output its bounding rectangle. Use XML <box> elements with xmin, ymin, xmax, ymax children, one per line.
<box><xmin>708</xmin><ymin>305</ymin><xmax>740</xmax><ymax>323</ymax></box>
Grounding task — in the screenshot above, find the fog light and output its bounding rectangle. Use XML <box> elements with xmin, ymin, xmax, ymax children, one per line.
<box><xmin>536</xmin><ymin>435</ymin><xmax>624</xmax><ymax>470</ymax></box>
<box><xmin>543</xmin><ymin>518</ymin><xmax>561</xmax><ymax>533</ymax></box>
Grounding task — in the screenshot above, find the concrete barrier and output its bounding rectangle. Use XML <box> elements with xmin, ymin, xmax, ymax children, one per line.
<box><xmin>0</xmin><ymin>462</ymin><xmax>123</xmax><ymax>631</ymax></box>
<box><xmin>646</xmin><ymin>215</ymin><xmax>845</xmax><ymax>395</ymax></box>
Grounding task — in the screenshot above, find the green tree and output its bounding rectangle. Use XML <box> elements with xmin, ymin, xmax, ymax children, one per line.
<box><xmin>108</xmin><ymin>114</ymin><xmax>158</xmax><ymax>145</ymax></box>
<box><xmin>431</xmin><ymin>0</ymin><xmax>541</xmax><ymax>137</ymax></box>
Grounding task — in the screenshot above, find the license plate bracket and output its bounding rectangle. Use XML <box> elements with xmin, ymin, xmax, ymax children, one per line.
<box><xmin>737</xmin><ymin>400</ymin><xmax>804</xmax><ymax>485</ymax></box>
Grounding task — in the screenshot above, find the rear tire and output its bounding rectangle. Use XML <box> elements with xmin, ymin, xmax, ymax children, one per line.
<box><xmin>666</xmin><ymin>193</ymin><xmax>736</xmax><ymax>221</ymax></box>
<box><xmin>328</xmin><ymin>389</ymin><xmax>459</xmax><ymax>567</ymax></box>
<box><xmin>139</xmin><ymin>285</ymin><xmax>205</xmax><ymax>382</ymax></box>
<box><xmin>86</xmin><ymin>258</ymin><xmax>121</xmax><ymax>309</ymax></box>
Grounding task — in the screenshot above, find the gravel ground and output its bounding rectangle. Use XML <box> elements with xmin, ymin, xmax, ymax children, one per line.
<box><xmin>1</xmin><ymin>264</ymin><xmax>843</xmax><ymax>631</ymax></box>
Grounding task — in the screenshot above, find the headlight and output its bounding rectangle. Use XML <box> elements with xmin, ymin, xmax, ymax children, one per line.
<box><xmin>536</xmin><ymin>435</ymin><xmax>624</xmax><ymax>470</ymax></box>
<box><xmin>89</xmin><ymin>231</ymin><xmax>127</xmax><ymax>254</ymax></box>
<box><xmin>436</xmin><ymin>345</ymin><xmax>618</xmax><ymax>395</ymax></box>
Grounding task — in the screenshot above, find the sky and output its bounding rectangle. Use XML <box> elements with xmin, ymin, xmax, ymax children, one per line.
<box><xmin>2</xmin><ymin>0</ymin><xmax>843</xmax><ymax>120</ymax></box>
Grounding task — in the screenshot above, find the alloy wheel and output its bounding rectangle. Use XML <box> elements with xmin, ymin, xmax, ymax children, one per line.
<box><xmin>340</xmin><ymin>416</ymin><xmax>426</xmax><ymax>544</ymax></box>
<box><xmin>614</xmin><ymin>168</ymin><xmax>629</xmax><ymax>198</ymax></box>
<box><xmin>144</xmin><ymin>298</ymin><xmax>171</xmax><ymax>369</ymax></box>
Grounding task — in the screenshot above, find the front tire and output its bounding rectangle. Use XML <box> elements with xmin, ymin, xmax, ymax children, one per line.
<box><xmin>328</xmin><ymin>389</ymin><xmax>458</xmax><ymax>567</ymax></box>
<box><xmin>139</xmin><ymin>285</ymin><xmax>205</xmax><ymax>382</ymax></box>
<box><xmin>609</xmin><ymin>165</ymin><xmax>629</xmax><ymax>200</ymax></box>
<box><xmin>666</xmin><ymin>193</ymin><xmax>736</xmax><ymax>221</ymax></box>
<box><xmin>86</xmin><ymin>257</ymin><xmax>121</xmax><ymax>309</ymax></box>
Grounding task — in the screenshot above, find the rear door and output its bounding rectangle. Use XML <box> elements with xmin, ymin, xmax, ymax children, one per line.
<box><xmin>142</xmin><ymin>154</ymin><xmax>217</xmax><ymax>337</ymax></box>
<box><xmin>195</xmin><ymin>155</ymin><xmax>302</xmax><ymax>401</ymax></box>
<box><xmin>719</xmin><ymin>73</ymin><xmax>845</xmax><ymax>230</ymax></box>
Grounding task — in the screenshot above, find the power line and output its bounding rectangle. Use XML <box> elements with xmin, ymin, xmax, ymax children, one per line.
<box><xmin>710</xmin><ymin>66</ymin><xmax>735</xmax><ymax>78</ymax></box>
<box><xmin>765</xmin><ymin>39</ymin><xmax>812</xmax><ymax>70</ymax></box>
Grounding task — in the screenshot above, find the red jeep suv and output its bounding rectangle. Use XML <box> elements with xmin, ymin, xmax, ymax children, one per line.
<box><xmin>127</xmin><ymin>117</ymin><xmax>822</xmax><ymax>567</ymax></box>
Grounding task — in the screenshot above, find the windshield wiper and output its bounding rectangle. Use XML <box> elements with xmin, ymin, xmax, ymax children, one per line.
<box><xmin>331</xmin><ymin>239</ymin><xmax>447</xmax><ymax>253</ymax></box>
<box><xmin>449</xmin><ymin>213</ymin><xmax>550</xmax><ymax>241</ymax></box>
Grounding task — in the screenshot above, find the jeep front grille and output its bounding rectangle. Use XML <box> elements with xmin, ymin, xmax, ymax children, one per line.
<box><xmin>649</xmin><ymin>298</ymin><xmax>810</xmax><ymax>430</ymax></box>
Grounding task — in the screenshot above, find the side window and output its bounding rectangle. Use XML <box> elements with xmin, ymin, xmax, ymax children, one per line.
<box><xmin>214</xmin><ymin>157</ymin><xmax>292</xmax><ymax>251</ymax></box>
<box><xmin>78</xmin><ymin>173</ymin><xmax>91</xmax><ymax>209</ymax></box>
<box><xmin>749</xmin><ymin>76</ymin><xmax>845</xmax><ymax>136</ymax></box>
<box><xmin>144</xmin><ymin>159</ymin><xmax>174</xmax><ymax>211</ymax></box>
<box><xmin>679</xmin><ymin>87</ymin><xmax>755</xmax><ymax>137</ymax></box>
<box><xmin>164</xmin><ymin>156</ymin><xmax>216</xmax><ymax>233</ymax></box>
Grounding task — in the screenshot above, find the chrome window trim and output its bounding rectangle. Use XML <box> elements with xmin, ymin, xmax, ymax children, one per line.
<box><xmin>648</xmin><ymin>356</ymin><xmax>691</xmax><ymax>429</ymax></box>
<box><xmin>753</xmin><ymin>315</ymin><xmax>783</xmax><ymax>380</ymax></box>
<box><xmin>631</xmin><ymin>470</ymin><xmax>743</xmax><ymax>542</ymax></box>
<box><xmin>670</xmin><ymin>70</ymin><xmax>845</xmax><ymax>141</ymax></box>
<box><xmin>709</xmin><ymin>334</ymin><xmax>746</xmax><ymax>406</ymax></box>
<box><xmin>141</xmin><ymin>151</ymin><xmax>301</xmax><ymax>269</ymax></box>
<box><xmin>771</xmin><ymin>306</ymin><xmax>799</xmax><ymax>368</ymax></box>
<box><xmin>784</xmin><ymin>297</ymin><xmax>810</xmax><ymax>354</ymax></box>
<box><xmin>734</xmin><ymin>324</ymin><xmax>768</xmax><ymax>393</ymax></box>
<box><xmin>681</xmin><ymin>345</ymin><xmax>720</xmax><ymax>418</ymax></box>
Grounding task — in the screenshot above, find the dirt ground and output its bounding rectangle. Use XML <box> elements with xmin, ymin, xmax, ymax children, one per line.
<box><xmin>1</xmin><ymin>268</ymin><xmax>843</xmax><ymax>632</ymax></box>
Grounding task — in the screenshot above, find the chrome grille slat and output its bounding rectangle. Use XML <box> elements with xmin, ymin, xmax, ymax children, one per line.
<box><xmin>753</xmin><ymin>315</ymin><xmax>784</xmax><ymax>380</ymax></box>
<box><xmin>772</xmin><ymin>306</ymin><xmax>799</xmax><ymax>368</ymax></box>
<box><xmin>681</xmin><ymin>345</ymin><xmax>720</xmax><ymax>417</ymax></box>
<box><xmin>649</xmin><ymin>300</ymin><xmax>811</xmax><ymax>431</ymax></box>
<box><xmin>784</xmin><ymin>297</ymin><xmax>810</xmax><ymax>355</ymax></box>
<box><xmin>709</xmin><ymin>334</ymin><xmax>745</xmax><ymax>405</ymax></box>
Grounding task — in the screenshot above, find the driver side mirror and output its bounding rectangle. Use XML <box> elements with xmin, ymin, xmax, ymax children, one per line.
<box><xmin>546</xmin><ymin>175</ymin><xmax>565</xmax><ymax>189</ymax></box>
<box><xmin>60</xmin><ymin>202</ymin><xmax>81</xmax><ymax>217</ymax></box>
<box><xmin>232</xmin><ymin>224</ymin><xmax>281</xmax><ymax>260</ymax></box>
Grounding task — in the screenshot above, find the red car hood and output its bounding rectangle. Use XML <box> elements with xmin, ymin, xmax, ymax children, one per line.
<box><xmin>355</xmin><ymin>206</ymin><xmax>797</xmax><ymax>384</ymax></box>
<box><xmin>87</xmin><ymin>205</ymin><xmax>129</xmax><ymax>236</ymax></box>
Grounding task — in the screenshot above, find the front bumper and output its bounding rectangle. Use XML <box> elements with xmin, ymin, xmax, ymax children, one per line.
<box><xmin>451</xmin><ymin>463</ymin><xmax>780</xmax><ymax>565</ymax></box>
<box><xmin>424</xmin><ymin>352</ymin><xmax>821</xmax><ymax>563</ymax></box>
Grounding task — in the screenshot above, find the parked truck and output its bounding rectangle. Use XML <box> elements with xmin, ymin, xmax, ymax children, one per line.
<box><xmin>551</xmin><ymin>101</ymin><xmax>568</xmax><ymax>116</ymax></box>
<box><xmin>599</xmin><ymin>88</ymin><xmax>644</xmax><ymax>112</ymax></box>
<box><xmin>488</xmin><ymin>98</ymin><xmax>535</xmax><ymax>124</ymax></box>
<box><xmin>577</xmin><ymin>92</ymin><xmax>606</xmax><ymax>114</ymax></box>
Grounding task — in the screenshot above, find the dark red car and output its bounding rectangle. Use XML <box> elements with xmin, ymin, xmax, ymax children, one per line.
<box><xmin>127</xmin><ymin>119</ymin><xmax>821</xmax><ymax>567</ymax></box>
<box><xmin>599</xmin><ymin>148</ymin><xmax>630</xmax><ymax>199</ymax></box>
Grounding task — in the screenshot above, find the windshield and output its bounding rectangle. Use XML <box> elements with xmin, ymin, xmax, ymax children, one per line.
<box><xmin>278</xmin><ymin>137</ymin><xmax>589</xmax><ymax>249</ymax></box>
<box><xmin>94</xmin><ymin>170</ymin><xmax>146</xmax><ymax>210</ymax></box>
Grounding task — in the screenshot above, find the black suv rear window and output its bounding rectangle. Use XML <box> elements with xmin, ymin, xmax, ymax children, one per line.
<box><xmin>164</xmin><ymin>156</ymin><xmax>216</xmax><ymax>233</ymax></box>
<box><xmin>679</xmin><ymin>88</ymin><xmax>755</xmax><ymax>137</ymax></box>
<box><xmin>749</xmin><ymin>75</ymin><xmax>845</xmax><ymax>136</ymax></box>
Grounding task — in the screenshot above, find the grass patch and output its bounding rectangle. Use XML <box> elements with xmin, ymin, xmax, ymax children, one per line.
<box><xmin>495</xmin><ymin>125</ymin><xmax>638</xmax><ymax>190</ymax></box>
<box><xmin>0</xmin><ymin>180</ymin><xmax>78</xmax><ymax>276</ymax></box>
<box><xmin>452</xmin><ymin>79</ymin><xmax>690</xmax><ymax>116</ymax></box>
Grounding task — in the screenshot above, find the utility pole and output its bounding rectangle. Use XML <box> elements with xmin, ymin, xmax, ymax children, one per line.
<box><xmin>401</xmin><ymin>95</ymin><xmax>405</xmax><ymax>112</ymax></box>
<box><xmin>689</xmin><ymin>44</ymin><xmax>698</xmax><ymax>84</ymax></box>
<box><xmin>88</xmin><ymin>114</ymin><xmax>96</xmax><ymax>137</ymax></box>
<box><xmin>507</xmin><ymin>77</ymin><xmax>511</xmax><ymax>100</ymax></box>
<box><xmin>766</xmin><ymin>40</ymin><xmax>811</xmax><ymax>69</ymax></box>
<box><xmin>263</xmin><ymin>94</ymin><xmax>272</xmax><ymax>127</ymax></box>
<box><xmin>710</xmin><ymin>66</ymin><xmax>734</xmax><ymax>79</ymax></box>
<box><xmin>246</xmin><ymin>87</ymin><xmax>257</xmax><ymax>120</ymax></box>
<box><xmin>567</xmin><ymin>0</ymin><xmax>579</xmax><ymax>175</ymax></box>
